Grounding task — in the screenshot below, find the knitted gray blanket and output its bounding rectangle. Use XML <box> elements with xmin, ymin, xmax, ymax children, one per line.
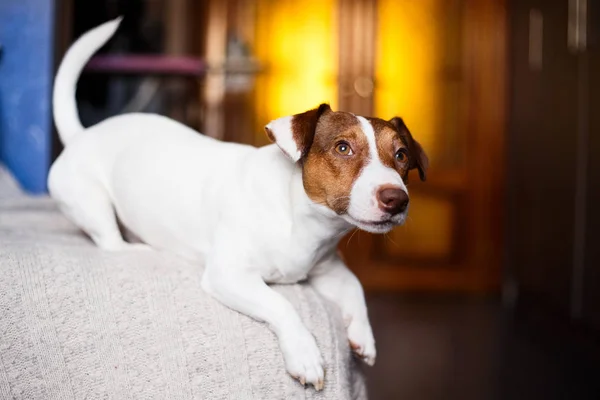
<box><xmin>0</xmin><ymin>166</ymin><xmax>367</xmax><ymax>399</ymax></box>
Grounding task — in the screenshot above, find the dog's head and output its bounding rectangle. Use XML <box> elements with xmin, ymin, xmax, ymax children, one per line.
<box><xmin>265</xmin><ymin>104</ymin><xmax>428</xmax><ymax>233</ymax></box>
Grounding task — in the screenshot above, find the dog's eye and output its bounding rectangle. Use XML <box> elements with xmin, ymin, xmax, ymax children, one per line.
<box><xmin>395</xmin><ymin>149</ymin><xmax>408</xmax><ymax>163</ymax></box>
<box><xmin>335</xmin><ymin>142</ymin><xmax>353</xmax><ymax>156</ymax></box>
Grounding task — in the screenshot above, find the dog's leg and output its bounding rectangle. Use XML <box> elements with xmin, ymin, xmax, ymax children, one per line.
<box><xmin>57</xmin><ymin>195</ymin><xmax>147</xmax><ymax>251</ymax></box>
<box><xmin>202</xmin><ymin>261</ymin><xmax>325</xmax><ymax>390</ymax></box>
<box><xmin>309</xmin><ymin>252</ymin><xmax>376</xmax><ymax>366</ymax></box>
<box><xmin>49</xmin><ymin>168</ymin><xmax>148</xmax><ymax>251</ymax></box>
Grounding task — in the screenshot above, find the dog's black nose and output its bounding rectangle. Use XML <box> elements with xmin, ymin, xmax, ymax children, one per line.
<box><xmin>377</xmin><ymin>187</ymin><xmax>409</xmax><ymax>215</ymax></box>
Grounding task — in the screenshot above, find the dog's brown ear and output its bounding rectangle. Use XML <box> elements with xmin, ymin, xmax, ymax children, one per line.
<box><xmin>265</xmin><ymin>103</ymin><xmax>331</xmax><ymax>162</ymax></box>
<box><xmin>389</xmin><ymin>117</ymin><xmax>429</xmax><ymax>181</ymax></box>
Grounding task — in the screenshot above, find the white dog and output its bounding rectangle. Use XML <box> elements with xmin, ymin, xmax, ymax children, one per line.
<box><xmin>49</xmin><ymin>18</ymin><xmax>428</xmax><ymax>391</ymax></box>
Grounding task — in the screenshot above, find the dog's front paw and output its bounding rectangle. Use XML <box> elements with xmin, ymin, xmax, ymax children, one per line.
<box><xmin>347</xmin><ymin>318</ymin><xmax>376</xmax><ymax>366</ymax></box>
<box><xmin>280</xmin><ymin>329</ymin><xmax>325</xmax><ymax>391</ymax></box>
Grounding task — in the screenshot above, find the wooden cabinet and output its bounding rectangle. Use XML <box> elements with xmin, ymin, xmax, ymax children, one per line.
<box><xmin>508</xmin><ymin>0</ymin><xmax>600</xmax><ymax>334</ymax></box>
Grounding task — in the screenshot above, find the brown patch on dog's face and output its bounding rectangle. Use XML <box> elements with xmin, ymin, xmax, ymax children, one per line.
<box><xmin>301</xmin><ymin>111</ymin><xmax>369</xmax><ymax>214</ymax></box>
<box><xmin>388</xmin><ymin>117</ymin><xmax>429</xmax><ymax>182</ymax></box>
<box><xmin>290</xmin><ymin>103</ymin><xmax>332</xmax><ymax>159</ymax></box>
<box><xmin>265</xmin><ymin>103</ymin><xmax>332</xmax><ymax>162</ymax></box>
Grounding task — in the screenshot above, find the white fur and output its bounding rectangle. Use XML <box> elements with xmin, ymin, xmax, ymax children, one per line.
<box><xmin>343</xmin><ymin>116</ymin><xmax>409</xmax><ymax>233</ymax></box>
<box><xmin>53</xmin><ymin>17</ymin><xmax>122</xmax><ymax>144</ymax></box>
<box><xmin>49</xmin><ymin>19</ymin><xmax>382</xmax><ymax>391</ymax></box>
<box><xmin>265</xmin><ymin>115</ymin><xmax>302</xmax><ymax>162</ymax></box>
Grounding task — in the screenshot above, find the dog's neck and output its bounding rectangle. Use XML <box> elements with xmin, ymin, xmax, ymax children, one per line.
<box><xmin>288</xmin><ymin>168</ymin><xmax>352</xmax><ymax>255</ymax></box>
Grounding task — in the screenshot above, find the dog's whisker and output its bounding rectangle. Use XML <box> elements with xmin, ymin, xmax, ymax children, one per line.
<box><xmin>384</xmin><ymin>232</ymin><xmax>400</xmax><ymax>248</ymax></box>
<box><xmin>346</xmin><ymin>228</ymin><xmax>359</xmax><ymax>247</ymax></box>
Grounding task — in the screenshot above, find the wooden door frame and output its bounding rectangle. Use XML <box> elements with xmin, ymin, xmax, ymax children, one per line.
<box><xmin>337</xmin><ymin>0</ymin><xmax>377</xmax><ymax>115</ymax></box>
<box><xmin>342</xmin><ymin>0</ymin><xmax>507</xmax><ymax>293</ymax></box>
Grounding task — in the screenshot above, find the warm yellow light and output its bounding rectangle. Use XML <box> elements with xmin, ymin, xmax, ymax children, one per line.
<box><xmin>375</xmin><ymin>0</ymin><xmax>441</xmax><ymax>160</ymax></box>
<box><xmin>376</xmin><ymin>0</ymin><xmax>456</xmax><ymax>260</ymax></box>
<box><xmin>254</xmin><ymin>0</ymin><xmax>338</xmax><ymax>143</ymax></box>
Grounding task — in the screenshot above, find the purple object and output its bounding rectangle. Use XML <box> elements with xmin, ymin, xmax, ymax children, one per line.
<box><xmin>85</xmin><ymin>55</ymin><xmax>207</xmax><ymax>77</ymax></box>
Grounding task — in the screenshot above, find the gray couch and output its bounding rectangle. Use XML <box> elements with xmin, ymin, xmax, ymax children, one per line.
<box><xmin>0</xmin><ymin>165</ymin><xmax>367</xmax><ymax>399</ymax></box>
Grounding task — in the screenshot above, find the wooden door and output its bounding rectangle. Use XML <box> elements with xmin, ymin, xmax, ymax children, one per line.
<box><xmin>508</xmin><ymin>0</ymin><xmax>583</xmax><ymax>315</ymax></box>
<box><xmin>339</xmin><ymin>0</ymin><xmax>507</xmax><ymax>293</ymax></box>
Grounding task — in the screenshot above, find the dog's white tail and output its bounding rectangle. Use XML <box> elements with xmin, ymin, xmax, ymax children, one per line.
<box><xmin>53</xmin><ymin>17</ymin><xmax>122</xmax><ymax>145</ymax></box>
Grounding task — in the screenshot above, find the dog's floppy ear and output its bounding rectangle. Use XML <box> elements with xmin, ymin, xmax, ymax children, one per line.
<box><xmin>389</xmin><ymin>117</ymin><xmax>429</xmax><ymax>181</ymax></box>
<box><xmin>265</xmin><ymin>103</ymin><xmax>331</xmax><ymax>162</ymax></box>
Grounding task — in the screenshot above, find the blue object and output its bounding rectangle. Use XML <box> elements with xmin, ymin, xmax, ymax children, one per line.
<box><xmin>0</xmin><ymin>0</ymin><xmax>55</xmax><ymax>194</ymax></box>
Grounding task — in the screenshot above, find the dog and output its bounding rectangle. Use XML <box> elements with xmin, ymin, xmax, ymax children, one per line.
<box><xmin>49</xmin><ymin>18</ymin><xmax>428</xmax><ymax>391</ymax></box>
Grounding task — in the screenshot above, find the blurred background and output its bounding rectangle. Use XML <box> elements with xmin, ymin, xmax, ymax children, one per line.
<box><xmin>1</xmin><ymin>0</ymin><xmax>599</xmax><ymax>398</ymax></box>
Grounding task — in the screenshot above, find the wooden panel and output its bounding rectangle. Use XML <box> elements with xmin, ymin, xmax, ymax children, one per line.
<box><xmin>583</xmin><ymin>0</ymin><xmax>600</xmax><ymax>331</ymax></box>
<box><xmin>202</xmin><ymin>0</ymin><xmax>228</xmax><ymax>139</ymax></box>
<box><xmin>337</xmin><ymin>0</ymin><xmax>376</xmax><ymax>114</ymax></box>
<box><xmin>378</xmin><ymin>190</ymin><xmax>462</xmax><ymax>264</ymax></box>
<box><xmin>202</xmin><ymin>0</ymin><xmax>259</xmax><ymax>145</ymax></box>
<box><xmin>508</xmin><ymin>0</ymin><xmax>580</xmax><ymax>314</ymax></box>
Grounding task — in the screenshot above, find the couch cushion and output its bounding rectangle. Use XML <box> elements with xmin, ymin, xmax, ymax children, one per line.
<box><xmin>0</xmin><ymin>194</ymin><xmax>367</xmax><ymax>399</ymax></box>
